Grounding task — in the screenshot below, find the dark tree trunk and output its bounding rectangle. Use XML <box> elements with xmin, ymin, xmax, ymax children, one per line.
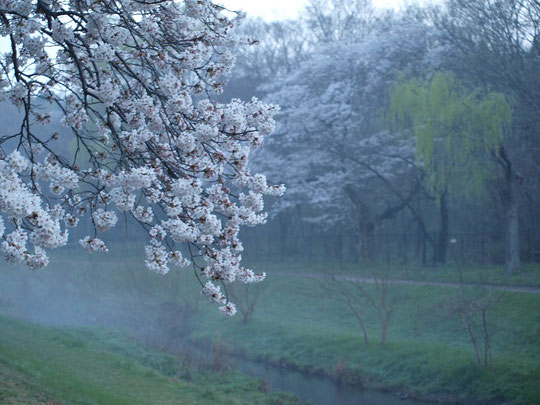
<box><xmin>503</xmin><ymin>164</ymin><xmax>521</xmax><ymax>276</ymax></box>
<box><xmin>434</xmin><ymin>191</ymin><xmax>449</xmax><ymax>265</ymax></box>
<box><xmin>360</xmin><ymin>221</ymin><xmax>375</xmax><ymax>259</ymax></box>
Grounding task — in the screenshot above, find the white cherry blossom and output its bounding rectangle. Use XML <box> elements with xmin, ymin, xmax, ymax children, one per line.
<box><xmin>0</xmin><ymin>0</ymin><xmax>283</xmax><ymax>314</ymax></box>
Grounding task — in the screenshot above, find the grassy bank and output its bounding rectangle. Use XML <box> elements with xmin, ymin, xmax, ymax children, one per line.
<box><xmin>0</xmin><ymin>313</ymin><xmax>299</xmax><ymax>404</ymax></box>
<box><xmin>1</xmin><ymin>246</ymin><xmax>539</xmax><ymax>404</ymax></box>
<box><xmin>189</xmin><ymin>274</ymin><xmax>540</xmax><ymax>404</ymax></box>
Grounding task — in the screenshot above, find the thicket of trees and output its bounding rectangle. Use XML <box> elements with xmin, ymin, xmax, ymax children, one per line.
<box><xmin>229</xmin><ymin>0</ymin><xmax>540</xmax><ymax>274</ymax></box>
<box><xmin>0</xmin><ymin>0</ymin><xmax>538</xmax><ymax>323</ymax></box>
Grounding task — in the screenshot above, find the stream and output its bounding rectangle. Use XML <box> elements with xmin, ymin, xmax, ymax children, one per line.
<box><xmin>219</xmin><ymin>350</ymin><xmax>427</xmax><ymax>405</ymax></box>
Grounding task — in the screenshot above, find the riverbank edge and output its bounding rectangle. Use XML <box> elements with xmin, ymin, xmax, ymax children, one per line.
<box><xmin>187</xmin><ymin>336</ymin><xmax>479</xmax><ymax>405</ymax></box>
<box><xmin>0</xmin><ymin>313</ymin><xmax>302</xmax><ymax>405</ymax></box>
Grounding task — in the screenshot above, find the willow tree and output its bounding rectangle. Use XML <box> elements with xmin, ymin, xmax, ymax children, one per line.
<box><xmin>389</xmin><ymin>72</ymin><xmax>518</xmax><ymax>273</ymax></box>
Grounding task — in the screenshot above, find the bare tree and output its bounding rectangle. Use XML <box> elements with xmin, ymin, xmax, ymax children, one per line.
<box><xmin>321</xmin><ymin>253</ymin><xmax>393</xmax><ymax>346</ymax></box>
<box><xmin>443</xmin><ymin>263</ymin><xmax>502</xmax><ymax>367</ymax></box>
<box><xmin>228</xmin><ymin>282</ymin><xmax>267</xmax><ymax>323</ymax></box>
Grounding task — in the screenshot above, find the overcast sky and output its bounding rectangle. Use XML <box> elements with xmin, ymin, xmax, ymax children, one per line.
<box><xmin>218</xmin><ymin>0</ymin><xmax>424</xmax><ymax>20</ymax></box>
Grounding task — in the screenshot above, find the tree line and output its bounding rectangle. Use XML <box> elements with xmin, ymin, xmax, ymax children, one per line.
<box><xmin>226</xmin><ymin>0</ymin><xmax>540</xmax><ymax>274</ymax></box>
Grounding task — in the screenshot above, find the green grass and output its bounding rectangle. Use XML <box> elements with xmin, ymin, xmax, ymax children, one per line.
<box><xmin>0</xmin><ymin>313</ymin><xmax>299</xmax><ymax>404</ymax></box>
<box><xmin>245</xmin><ymin>257</ymin><xmax>540</xmax><ymax>287</ymax></box>
<box><xmin>188</xmin><ymin>274</ymin><xmax>540</xmax><ymax>404</ymax></box>
<box><xmin>2</xmin><ymin>244</ymin><xmax>540</xmax><ymax>404</ymax></box>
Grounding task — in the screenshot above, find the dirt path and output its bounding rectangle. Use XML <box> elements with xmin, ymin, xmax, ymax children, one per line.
<box><xmin>271</xmin><ymin>271</ymin><xmax>540</xmax><ymax>294</ymax></box>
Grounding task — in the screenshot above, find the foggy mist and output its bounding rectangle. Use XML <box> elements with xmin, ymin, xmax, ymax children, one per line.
<box><xmin>0</xmin><ymin>0</ymin><xmax>539</xmax><ymax>404</ymax></box>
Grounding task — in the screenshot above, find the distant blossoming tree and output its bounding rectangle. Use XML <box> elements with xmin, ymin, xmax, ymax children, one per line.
<box><xmin>257</xmin><ymin>17</ymin><xmax>443</xmax><ymax>243</ymax></box>
<box><xmin>0</xmin><ymin>0</ymin><xmax>284</xmax><ymax>315</ymax></box>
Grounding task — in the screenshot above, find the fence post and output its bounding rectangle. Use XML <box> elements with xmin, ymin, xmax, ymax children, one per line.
<box><xmin>403</xmin><ymin>233</ymin><xmax>408</xmax><ymax>265</ymax></box>
<box><xmin>481</xmin><ymin>238</ymin><xmax>485</xmax><ymax>265</ymax></box>
<box><xmin>527</xmin><ymin>229</ymin><xmax>531</xmax><ymax>262</ymax></box>
<box><xmin>422</xmin><ymin>233</ymin><xmax>426</xmax><ymax>266</ymax></box>
<box><xmin>268</xmin><ymin>233</ymin><xmax>272</xmax><ymax>261</ymax></box>
<box><xmin>460</xmin><ymin>234</ymin><xmax>465</xmax><ymax>265</ymax></box>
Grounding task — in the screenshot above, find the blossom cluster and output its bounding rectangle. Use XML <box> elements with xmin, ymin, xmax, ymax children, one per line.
<box><xmin>0</xmin><ymin>0</ymin><xmax>284</xmax><ymax>315</ymax></box>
